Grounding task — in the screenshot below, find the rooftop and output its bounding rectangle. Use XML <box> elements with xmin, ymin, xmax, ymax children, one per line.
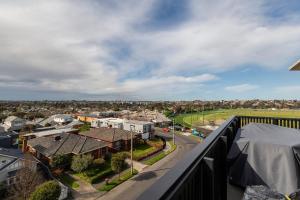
<box><xmin>289</xmin><ymin>60</ymin><xmax>300</xmax><ymax>71</ymax></box>
<box><xmin>79</xmin><ymin>127</ymin><xmax>140</xmax><ymax>142</ymax></box>
<box><xmin>27</xmin><ymin>132</ymin><xmax>107</xmax><ymax>157</ymax></box>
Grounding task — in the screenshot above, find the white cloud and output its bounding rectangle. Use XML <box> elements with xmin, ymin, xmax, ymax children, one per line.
<box><xmin>225</xmin><ymin>84</ymin><xmax>259</xmax><ymax>93</ymax></box>
<box><xmin>0</xmin><ymin>0</ymin><xmax>299</xmax><ymax>99</ymax></box>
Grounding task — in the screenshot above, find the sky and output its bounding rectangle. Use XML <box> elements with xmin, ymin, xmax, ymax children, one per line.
<box><xmin>0</xmin><ymin>0</ymin><xmax>300</xmax><ymax>101</ymax></box>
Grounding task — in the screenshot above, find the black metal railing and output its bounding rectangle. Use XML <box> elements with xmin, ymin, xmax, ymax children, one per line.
<box><xmin>138</xmin><ymin>115</ymin><xmax>300</xmax><ymax>200</ymax></box>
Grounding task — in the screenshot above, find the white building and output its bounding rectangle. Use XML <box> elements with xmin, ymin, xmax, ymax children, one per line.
<box><xmin>123</xmin><ymin>120</ymin><xmax>154</xmax><ymax>139</ymax></box>
<box><xmin>3</xmin><ymin>116</ymin><xmax>26</xmax><ymax>131</ymax></box>
<box><xmin>0</xmin><ymin>148</ymin><xmax>38</xmax><ymax>185</ymax></box>
<box><xmin>91</xmin><ymin>118</ymin><xmax>124</xmax><ymax>129</ymax></box>
<box><xmin>53</xmin><ymin>114</ymin><xmax>73</xmax><ymax>124</ymax></box>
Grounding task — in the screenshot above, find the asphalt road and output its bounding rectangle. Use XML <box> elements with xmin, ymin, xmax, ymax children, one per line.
<box><xmin>97</xmin><ymin>130</ymin><xmax>199</xmax><ymax>200</ymax></box>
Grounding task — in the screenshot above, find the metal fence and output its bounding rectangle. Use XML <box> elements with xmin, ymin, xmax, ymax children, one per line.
<box><xmin>138</xmin><ymin>116</ymin><xmax>300</xmax><ymax>200</ymax></box>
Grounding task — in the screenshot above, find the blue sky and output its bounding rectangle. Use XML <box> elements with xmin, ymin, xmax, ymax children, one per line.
<box><xmin>0</xmin><ymin>0</ymin><xmax>300</xmax><ymax>100</ymax></box>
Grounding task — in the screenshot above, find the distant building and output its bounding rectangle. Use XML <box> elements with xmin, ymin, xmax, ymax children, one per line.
<box><xmin>53</xmin><ymin>114</ymin><xmax>73</xmax><ymax>124</ymax></box>
<box><xmin>0</xmin><ymin>148</ymin><xmax>38</xmax><ymax>185</ymax></box>
<box><xmin>3</xmin><ymin>116</ymin><xmax>26</xmax><ymax>131</ymax></box>
<box><xmin>79</xmin><ymin>128</ymin><xmax>140</xmax><ymax>151</ymax></box>
<box><xmin>91</xmin><ymin>118</ymin><xmax>124</xmax><ymax>129</ymax></box>
<box><xmin>23</xmin><ymin>127</ymin><xmax>78</xmax><ymax>138</ymax></box>
<box><xmin>77</xmin><ymin>114</ymin><xmax>98</xmax><ymax>123</ymax></box>
<box><xmin>26</xmin><ymin>133</ymin><xmax>108</xmax><ymax>164</ymax></box>
<box><xmin>123</xmin><ymin>120</ymin><xmax>154</xmax><ymax>139</ymax></box>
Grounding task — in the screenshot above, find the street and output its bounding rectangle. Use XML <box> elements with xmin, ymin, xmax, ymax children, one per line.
<box><xmin>96</xmin><ymin>130</ymin><xmax>199</xmax><ymax>200</ymax></box>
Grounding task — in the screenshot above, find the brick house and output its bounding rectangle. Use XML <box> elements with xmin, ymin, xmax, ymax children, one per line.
<box><xmin>25</xmin><ymin>133</ymin><xmax>108</xmax><ymax>165</ymax></box>
<box><xmin>79</xmin><ymin>128</ymin><xmax>141</xmax><ymax>152</ymax></box>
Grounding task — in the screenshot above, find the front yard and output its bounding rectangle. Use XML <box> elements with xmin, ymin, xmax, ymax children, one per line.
<box><xmin>99</xmin><ymin>169</ymin><xmax>138</xmax><ymax>191</ymax></box>
<box><xmin>58</xmin><ymin>173</ymin><xmax>80</xmax><ymax>189</ymax></box>
<box><xmin>124</xmin><ymin>138</ymin><xmax>165</xmax><ymax>161</ymax></box>
<box><xmin>73</xmin><ymin>161</ymin><xmax>114</xmax><ymax>184</ymax></box>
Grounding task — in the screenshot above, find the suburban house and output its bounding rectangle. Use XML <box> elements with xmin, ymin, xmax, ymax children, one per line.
<box><xmin>0</xmin><ymin>131</ymin><xmax>19</xmax><ymax>148</ymax></box>
<box><xmin>25</xmin><ymin>133</ymin><xmax>108</xmax><ymax>164</ymax></box>
<box><xmin>2</xmin><ymin>116</ymin><xmax>26</xmax><ymax>131</ymax></box>
<box><xmin>53</xmin><ymin>114</ymin><xmax>73</xmax><ymax>124</ymax></box>
<box><xmin>0</xmin><ymin>148</ymin><xmax>38</xmax><ymax>185</ymax></box>
<box><xmin>79</xmin><ymin>128</ymin><xmax>140</xmax><ymax>151</ymax></box>
<box><xmin>91</xmin><ymin>118</ymin><xmax>124</xmax><ymax>129</ymax></box>
<box><xmin>123</xmin><ymin>120</ymin><xmax>154</xmax><ymax>139</ymax></box>
<box><xmin>76</xmin><ymin>114</ymin><xmax>99</xmax><ymax>123</ymax></box>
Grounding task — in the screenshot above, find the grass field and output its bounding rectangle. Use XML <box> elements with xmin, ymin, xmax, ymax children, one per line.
<box><xmin>175</xmin><ymin>109</ymin><xmax>300</xmax><ymax>128</ymax></box>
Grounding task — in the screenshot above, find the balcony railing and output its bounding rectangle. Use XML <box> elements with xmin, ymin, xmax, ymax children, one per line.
<box><xmin>138</xmin><ymin>116</ymin><xmax>300</xmax><ymax>200</ymax></box>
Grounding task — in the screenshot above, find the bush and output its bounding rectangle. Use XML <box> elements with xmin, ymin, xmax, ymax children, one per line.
<box><xmin>111</xmin><ymin>152</ymin><xmax>127</xmax><ymax>180</ymax></box>
<box><xmin>51</xmin><ymin>154</ymin><xmax>71</xmax><ymax>169</ymax></box>
<box><xmin>71</xmin><ymin>154</ymin><xmax>93</xmax><ymax>173</ymax></box>
<box><xmin>30</xmin><ymin>181</ymin><xmax>61</xmax><ymax>200</ymax></box>
<box><xmin>92</xmin><ymin>158</ymin><xmax>105</xmax><ymax>166</ymax></box>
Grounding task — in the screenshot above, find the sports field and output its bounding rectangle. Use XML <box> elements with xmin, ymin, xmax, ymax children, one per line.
<box><xmin>174</xmin><ymin>109</ymin><xmax>300</xmax><ymax>128</ymax></box>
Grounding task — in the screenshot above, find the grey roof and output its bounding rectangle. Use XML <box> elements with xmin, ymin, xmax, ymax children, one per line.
<box><xmin>79</xmin><ymin>128</ymin><xmax>140</xmax><ymax>142</ymax></box>
<box><xmin>4</xmin><ymin>116</ymin><xmax>24</xmax><ymax>122</ymax></box>
<box><xmin>27</xmin><ymin>133</ymin><xmax>107</xmax><ymax>157</ymax></box>
<box><xmin>0</xmin><ymin>148</ymin><xmax>24</xmax><ymax>159</ymax></box>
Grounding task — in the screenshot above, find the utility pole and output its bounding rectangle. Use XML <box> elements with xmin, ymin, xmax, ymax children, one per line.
<box><xmin>173</xmin><ymin>117</ymin><xmax>175</xmax><ymax>145</ymax></box>
<box><xmin>130</xmin><ymin>125</ymin><xmax>134</xmax><ymax>175</ymax></box>
<box><xmin>202</xmin><ymin>105</ymin><xmax>205</xmax><ymax>125</ymax></box>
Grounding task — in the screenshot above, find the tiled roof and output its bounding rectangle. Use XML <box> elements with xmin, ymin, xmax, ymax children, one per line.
<box><xmin>79</xmin><ymin>128</ymin><xmax>140</xmax><ymax>143</ymax></box>
<box><xmin>27</xmin><ymin>133</ymin><xmax>107</xmax><ymax>157</ymax></box>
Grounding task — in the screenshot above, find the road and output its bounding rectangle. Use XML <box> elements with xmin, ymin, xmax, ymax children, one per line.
<box><xmin>97</xmin><ymin>130</ymin><xmax>199</xmax><ymax>200</ymax></box>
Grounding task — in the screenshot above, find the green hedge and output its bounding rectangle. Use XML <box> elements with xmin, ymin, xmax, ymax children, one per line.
<box><xmin>90</xmin><ymin>168</ymin><xmax>114</xmax><ymax>184</ymax></box>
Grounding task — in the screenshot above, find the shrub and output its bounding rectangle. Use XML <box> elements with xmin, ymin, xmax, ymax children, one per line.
<box><xmin>111</xmin><ymin>152</ymin><xmax>127</xmax><ymax>180</ymax></box>
<box><xmin>51</xmin><ymin>154</ymin><xmax>71</xmax><ymax>169</ymax></box>
<box><xmin>92</xmin><ymin>158</ymin><xmax>105</xmax><ymax>166</ymax></box>
<box><xmin>30</xmin><ymin>181</ymin><xmax>61</xmax><ymax>200</ymax></box>
<box><xmin>71</xmin><ymin>154</ymin><xmax>93</xmax><ymax>173</ymax></box>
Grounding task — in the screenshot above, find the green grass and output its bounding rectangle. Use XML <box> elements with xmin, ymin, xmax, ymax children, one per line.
<box><xmin>143</xmin><ymin>142</ymin><xmax>177</xmax><ymax>165</ymax></box>
<box><xmin>79</xmin><ymin>123</ymin><xmax>91</xmax><ymax>132</ymax></box>
<box><xmin>99</xmin><ymin>169</ymin><xmax>138</xmax><ymax>191</ymax></box>
<box><xmin>58</xmin><ymin>173</ymin><xmax>80</xmax><ymax>189</ymax></box>
<box><xmin>122</xmin><ymin>140</ymin><xmax>163</xmax><ymax>160</ymax></box>
<box><xmin>175</xmin><ymin>109</ymin><xmax>300</xmax><ymax>128</ymax></box>
<box><xmin>74</xmin><ymin>162</ymin><xmax>114</xmax><ymax>184</ymax></box>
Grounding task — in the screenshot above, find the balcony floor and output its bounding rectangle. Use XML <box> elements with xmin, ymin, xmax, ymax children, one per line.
<box><xmin>228</xmin><ymin>183</ymin><xmax>244</xmax><ymax>200</ymax></box>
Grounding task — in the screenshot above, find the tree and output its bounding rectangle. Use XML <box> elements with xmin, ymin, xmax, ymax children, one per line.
<box><xmin>51</xmin><ymin>154</ymin><xmax>71</xmax><ymax>169</ymax></box>
<box><xmin>71</xmin><ymin>154</ymin><xmax>93</xmax><ymax>173</ymax></box>
<box><xmin>111</xmin><ymin>153</ymin><xmax>126</xmax><ymax>180</ymax></box>
<box><xmin>9</xmin><ymin>155</ymin><xmax>44</xmax><ymax>200</ymax></box>
<box><xmin>30</xmin><ymin>180</ymin><xmax>60</xmax><ymax>200</ymax></box>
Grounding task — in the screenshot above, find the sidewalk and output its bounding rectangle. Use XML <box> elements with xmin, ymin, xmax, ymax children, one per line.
<box><xmin>125</xmin><ymin>159</ymin><xmax>148</xmax><ymax>172</ymax></box>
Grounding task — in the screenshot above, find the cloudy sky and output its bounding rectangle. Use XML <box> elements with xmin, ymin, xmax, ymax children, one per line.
<box><xmin>0</xmin><ymin>0</ymin><xmax>300</xmax><ymax>100</ymax></box>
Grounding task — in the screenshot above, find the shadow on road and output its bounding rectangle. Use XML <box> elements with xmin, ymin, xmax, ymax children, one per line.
<box><xmin>132</xmin><ymin>171</ymin><xmax>157</xmax><ymax>181</ymax></box>
<box><xmin>132</xmin><ymin>167</ymin><xmax>171</xmax><ymax>181</ymax></box>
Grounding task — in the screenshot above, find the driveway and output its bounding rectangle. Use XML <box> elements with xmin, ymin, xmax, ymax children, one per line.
<box><xmin>97</xmin><ymin>130</ymin><xmax>199</xmax><ymax>200</ymax></box>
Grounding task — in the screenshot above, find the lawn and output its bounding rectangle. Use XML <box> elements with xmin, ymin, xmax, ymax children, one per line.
<box><xmin>132</xmin><ymin>143</ymin><xmax>156</xmax><ymax>160</ymax></box>
<box><xmin>79</xmin><ymin>123</ymin><xmax>91</xmax><ymax>132</ymax></box>
<box><xmin>175</xmin><ymin>109</ymin><xmax>300</xmax><ymax>128</ymax></box>
<box><xmin>143</xmin><ymin>142</ymin><xmax>177</xmax><ymax>165</ymax></box>
<box><xmin>123</xmin><ymin>139</ymin><xmax>164</xmax><ymax>160</ymax></box>
<box><xmin>73</xmin><ymin>162</ymin><xmax>114</xmax><ymax>184</ymax></box>
<box><xmin>99</xmin><ymin>169</ymin><xmax>138</xmax><ymax>191</ymax></box>
<box><xmin>58</xmin><ymin>173</ymin><xmax>80</xmax><ymax>189</ymax></box>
